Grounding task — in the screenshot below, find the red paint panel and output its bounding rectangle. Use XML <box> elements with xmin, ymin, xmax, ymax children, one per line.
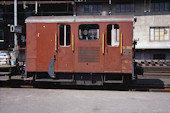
<box><xmin>26</xmin><ymin>23</ymin><xmax>37</xmax><ymax>72</ymax></box>
<box><xmin>121</xmin><ymin>22</ymin><xmax>133</xmax><ymax>73</ymax></box>
<box><xmin>36</xmin><ymin>23</ymin><xmax>56</xmax><ymax>71</ymax></box>
<box><xmin>57</xmin><ymin>47</ymin><xmax>74</xmax><ymax>72</ymax></box>
<box><xmin>27</xmin><ymin>59</ymin><xmax>36</xmax><ymax>72</ymax></box>
<box><xmin>104</xmin><ymin>47</ymin><xmax>121</xmax><ymax>72</ymax></box>
<box><xmin>122</xmin><ymin>59</ymin><xmax>132</xmax><ymax>73</ymax></box>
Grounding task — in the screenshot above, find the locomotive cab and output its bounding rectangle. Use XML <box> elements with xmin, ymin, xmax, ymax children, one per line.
<box><xmin>25</xmin><ymin>15</ymin><xmax>136</xmax><ymax>85</ymax></box>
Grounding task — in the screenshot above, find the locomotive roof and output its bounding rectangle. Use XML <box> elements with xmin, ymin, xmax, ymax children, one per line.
<box><xmin>25</xmin><ymin>15</ymin><xmax>134</xmax><ymax>23</ymax></box>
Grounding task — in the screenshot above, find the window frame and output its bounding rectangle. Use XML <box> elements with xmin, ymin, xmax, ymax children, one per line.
<box><xmin>150</xmin><ymin>0</ymin><xmax>170</xmax><ymax>12</ymax></box>
<box><xmin>107</xmin><ymin>24</ymin><xmax>120</xmax><ymax>47</ymax></box>
<box><xmin>78</xmin><ymin>24</ymin><xmax>100</xmax><ymax>41</ymax></box>
<box><xmin>59</xmin><ymin>24</ymin><xmax>71</xmax><ymax>47</ymax></box>
<box><xmin>84</xmin><ymin>4</ymin><xmax>102</xmax><ymax>14</ymax></box>
<box><xmin>149</xmin><ymin>27</ymin><xmax>169</xmax><ymax>41</ymax></box>
<box><xmin>115</xmin><ymin>2</ymin><xmax>135</xmax><ymax>12</ymax></box>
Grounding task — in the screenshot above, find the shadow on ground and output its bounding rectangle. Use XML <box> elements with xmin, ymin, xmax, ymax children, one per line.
<box><xmin>0</xmin><ymin>77</ymin><xmax>166</xmax><ymax>91</ymax></box>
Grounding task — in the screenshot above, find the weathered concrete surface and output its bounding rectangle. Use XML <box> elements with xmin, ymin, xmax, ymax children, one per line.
<box><xmin>0</xmin><ymin>88</ymin><xmax>170</xmax><ymax>113</ymax></box>
<box><xmin>134</xmin><ymin>15</ymin><xmax>170</xmax><ymax>50</ymax></box>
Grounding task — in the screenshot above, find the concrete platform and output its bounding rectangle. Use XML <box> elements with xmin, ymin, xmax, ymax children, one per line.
<box><xmin>0</xmin><ymin>88</ymin><xmax>170</xmax><ymax>113</ymax></box>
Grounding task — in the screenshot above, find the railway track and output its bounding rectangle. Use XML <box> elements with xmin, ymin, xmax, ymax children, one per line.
<box><xmin>149</xmin><ymin>87</ymin><xmax>170</xmax><ymax>92</ymax></box>
<box><xmin>1</xmin><ymin>79</ymin><xmax>170</xmax><ymax>92</ymax></box>
<box><xmin>1</xmin><ymin>64</ymin><xmax>170</xmax><ymax>92</ymax></box>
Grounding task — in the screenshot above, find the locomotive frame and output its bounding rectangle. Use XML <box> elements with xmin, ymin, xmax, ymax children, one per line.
<box><xmin>25</xmin><ymin>15</ymin><xmax>136</xmax><ymax>85</ymax></box>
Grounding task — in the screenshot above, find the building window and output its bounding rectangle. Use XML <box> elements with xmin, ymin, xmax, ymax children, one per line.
<box><xmin>151</xmin><ymin>0</ymin><xmax>170</xmax><ymax>11</ymax></box>
<box><xmin>84</xmin><ymin>4</ymin><xmax>102</xmax><ymax>14</ymax></box>
<box><xmin>0</xmin><ymin>29</ymin><xmax>4</xmax><ymax>42</ymax></box>
<box><xmin>107</xmin><ymin>24</ymin><xmax>119</xmax><ymax>46</ymax></box>
<box><xmin>116</xmin><ymin>1</ymin><xmax>134</xmax><ymax>12</ymax></box>
<box><xmin>0</xmin><ymin>8</ymin><xmax>3</xmax><ymax>20</ymax></box>
<box><xmin>150</xmin><ymin>27</ymin><xmax>169</xmax><ymax>41</ymax></box>
<box><xmin>60</xmin><ymin>25</ymin><xmax>70</xmax><ymax>46</ymax></box>
<box><xmin>79</xmin><ymin>24</ymin><xmax>99</xmax><ymax>41</ymax></box>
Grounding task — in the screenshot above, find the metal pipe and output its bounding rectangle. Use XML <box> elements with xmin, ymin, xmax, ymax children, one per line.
<box><xmin>109</xmin><ymin>0</ymin><xmax>111</xmax><ymax>4</ymax></box>
<box><xmin>72</xmin><ymin>2</ymin><xmax>76</xmax><ymax>16</ymax></box>
<box><xmin>35</xmin><ymin>1</ymin><xmax>38</xmax><ymax>14</ymax></box>
<box><xmin>14</xmin><ymin>0</ymin><xmax>18</xmax><ymax>61</ymax></box>
<box><xmin>14</xmin><ymin>0</ymin><xmax>17</xmax><ymax>31</ymax></box>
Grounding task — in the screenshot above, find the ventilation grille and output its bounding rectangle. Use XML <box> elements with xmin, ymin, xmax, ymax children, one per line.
<box><xmin>78</xmin><ymin>47</ymin><xmax>100</xmax><ymax>62</ymax></box>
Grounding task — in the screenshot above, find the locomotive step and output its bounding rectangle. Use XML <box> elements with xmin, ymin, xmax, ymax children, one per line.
<box><xmin>103</xmin><ymin>80</ymin><xmax>123</xmax><ymax>83</ymax></box>
<box><xmin>35</xmin><ymin>79</ymin><xmax>74</xmax><ymax>83</ymax></box>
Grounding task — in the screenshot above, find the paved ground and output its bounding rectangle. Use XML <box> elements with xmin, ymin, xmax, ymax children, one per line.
<box><xmin>0</xmin><ymin>88</ymin><xmax>170</xmax><ymax>113</ymax></box>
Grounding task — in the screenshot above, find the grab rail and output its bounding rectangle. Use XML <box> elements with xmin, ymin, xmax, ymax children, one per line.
<box><xmin>120</xmin><ymin>32</ymin><xmax>123</xmax><ymax>55</ymax></box>
<box><xmin>102</xmin><ymin>33</ymin><xmax>105</xmax><ymax>55</ymax></box>
<box><xmin>55</xmin><ymin>33</ymin><xmax>57</xmax><ymax>52</ymax></box>
<box><xmin>72</xmin><ymin>34</ymin><xmax>75</xmax><ymax>52</ymax></box>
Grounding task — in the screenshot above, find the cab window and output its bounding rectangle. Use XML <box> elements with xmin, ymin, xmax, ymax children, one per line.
<box><xmin>60</xmin><ymin>25</ymin><xmax>70</xmax><ymax>46</ymax></box>
<box><xmin>107</xmin><ymin>24</ymin><xmax>119</xmax><ymax>46</ymax></box>
<box><xmin>79</xmin><ymin>24</ymin><xmax>99</xmax><ymax>40</ymax></box>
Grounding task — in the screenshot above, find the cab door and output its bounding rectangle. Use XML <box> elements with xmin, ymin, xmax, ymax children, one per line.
<box><xmin>74</xmin><ymin>24</ymin><xmax>104</xmax><ymax>72</ymax></box>
<box><xmin>104</xmin><ymin>24</ymin><xmax>122</xmax><ymax>73</ymax></box>
<box><xmin>56</xmin><ymin>24</ymin><xmax>74</xmax><ymax>72</ymax></box>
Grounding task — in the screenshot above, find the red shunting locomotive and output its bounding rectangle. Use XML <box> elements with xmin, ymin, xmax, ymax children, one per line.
<box><xmin>25</xmin><ymin>15</ymin><xmax>137</xmax><ymax>85</ymax></box>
